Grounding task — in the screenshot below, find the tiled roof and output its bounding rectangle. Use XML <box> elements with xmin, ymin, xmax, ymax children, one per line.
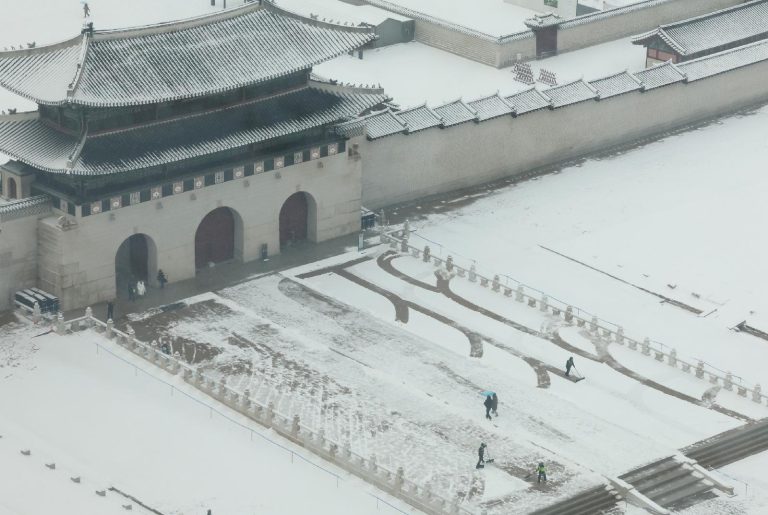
<box><xmin>634</xmin><ymin>61</ymin><xmax>686</xmax><ymax>89</ymax></box>
<box><xmin>432</xmin><ymin>100</ymin><xmax>477</xmax><ymax>126</ymax></box>
<box><xmin>632</xmin><ymin>0</ymin><xmax>768</xmax><ymax>56</ymax></box>
<box><xmin>397</xmin><ymin>105</ymin><xmax>442</xmax><ymax>133</ymax></box>
<box><xmin>590</xmin><ymin>71</ymin><xmax>643</xmax><ymax>99</ymax></box>
<box><xmin>364</xmin><ymin>109</ymin><xmax>407</xmax><ymax>139</ymax></box>
<box><xmin>0</xmin><ymin>195</ymin><xmax>51</xmax><ymax>222</ymax></box>
<box><xmin>544</xmin><ymin>79</ymin><xmax>597</xmax><ymax>108</ymax></box>
<box><xmin>679</xmin><ymin>38</ymin><xmax>768</xmax><ymax>81</ymax></box>
<box><xmin>0</xmin><ymin>3</ymin><xmax>375</xmax><ymax>107</ymax></box>
<box><xmin>505</xmin><ymin>88</ymin><xmax>551</xmax><ymax>114</ymax></box>
<box><xmin>467</xmin><ymin>94</ymin><xmax>514</xmax><ymax>121</ymax></box>
<box><xmin>0</xmin><ymin>84</ymin><xmax>386</xmax><ymax>174</ymax></box>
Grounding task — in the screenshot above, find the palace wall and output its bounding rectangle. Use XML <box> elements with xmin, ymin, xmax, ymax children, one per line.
<box><xmin>362</xmin><ymin>0</ymin><xmax>740</xmax><ymax>67</ymax></box>
<box><xmin>0</xmin><ymin>213</ymin><xmax>39</xmax><ymax>310</ymax></box>
<box><xmin>358</xmin><ymin>56</ymin><xmax>768</xmax><ymax>209</ymax></box>
<box><xmin>35</xmin><ymin>150</ymin><xmax>361</xmax><ymax>310</ymax></box>
<box><xmin>556</xmin><ymin>0</ymin><xmax>741</xmax><ymax>54</ymax></box>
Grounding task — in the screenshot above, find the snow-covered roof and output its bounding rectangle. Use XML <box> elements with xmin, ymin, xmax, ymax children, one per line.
<box><xmin>0</xmin><ymin>2</ymin><xmax>375</xmax><ymax>107</ymax></box>
<box><xmin>591</xmin><ymin>71</ymin><xmax>643</xmax><ymax>99</ymax></box>
<box><xmin>467</xmin><ymin>94</ymin><xmax>514</xmax><ymax>121</ymax></box>
<box><xmin>634</xmin><ymin>61</ymin><xmax>686</xmax><ymax>89</ymax></box>
<box><xmin>505</xmin><ymin>88</ymin><xmax>551</xmax><ymax>114</ymax></box>
<box><xmin>396</xmin><ymin>104</ymin><xmax>442</xmax><ymax>133</ymax></box>
<box><xmin>544</xmin><ymin>79</ymin><xmax>598</xmax><ymax>108</ymax></box>
<box><xmin>631</xmin><ymin>0</ymin><xmax>768</xmax><ymax>56</ymax></box>
<box><xmin>0</xmin><ymin>84</ymin><xmax>386</xmax><ymax>174</ymax></box>
<box><xmin>432</xmin><ymin>99</ymin><xmax>477</xmax><ymax>127</ymax></box>
<box><xmin>678</xmin><ymin>37</ymin><xmax>768</xmax><ymax>81</ymax></box>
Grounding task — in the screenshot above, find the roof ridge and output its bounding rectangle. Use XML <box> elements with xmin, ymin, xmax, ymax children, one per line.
<box><xmin>0</xmin><ymin>34</ymin><xmax>82</xmax><ymax>58</ymax></box>
<box><xmin>654</xmin><ymin>0</ymin><xmax>767</xmax><ymax>31</ymax></box>
<box><xmin>265</xmin><ymin>0</ymin><xmax>375</xmax><ymax>34</ymax></box>
<box><xmin>92</xmin><ymin>1</ymin><xmax>263</xmax><ymax>41</ymax></box>
<box><xmin>66</xmin><ymin>34</ymin><xmax>91</xmax><ymax>100</ymax></box>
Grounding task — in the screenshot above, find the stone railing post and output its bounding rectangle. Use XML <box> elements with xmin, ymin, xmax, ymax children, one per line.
<box><xmin>106</xmin><ymin>319</ymin><xmax>114</xmax><ymax>339</ymax></box>
<box><xmin>469</xmin><ymin>264</ymin><xmax>477</xmax><ymax>282</ymax></box>
<box><xmin>539</xmin><ymin>295</ymin><xmax>548</xmax><ymax>312</ymax></box>
<box><xmin>402</xmin><ymin>219</ymin><xmax>410</xmax><ymax>239</ymax></box>
<box><xmin>668</xmin><ymin>349</ymin><xmax>677</xmax><ymax>367</ymax></box>
<box><xmin>724</xmin><ymin>372</ymin><xmax>733</xmax><ymax>391</ymax></box>
<box><xmin>446</xmin><ymin>255</ymin><xmax>454</xmax><ymax>272</ymax></box>
<box><xmin>32</xmin><ymin>302</ymin><xmax>41</xmax><ymax>323</ymax></box>
<box><xmin>84</xmin><ymin>307</ymin><xmax>93</xmax><ymax>328</ymax></box>
<box><xmin>55</xmin><ymin>312</ymin><xmax>65</xmax><ymax>335</ymax></box>
<box><xmin>127</xmin><ymin>325</ymin><xmax>136</xmax><ymax>347</ymax></box>
<box><xmin>589</xmin><ymin>316</ymin><xmax>598</xmax><ymax>333</ymax></box>
<box><xmin>400</xmin><ymin>239</ymin><xmax>409</xmax><ymax>253</ymax></box>
<box><xmin>343</xmin><ymin>442</ymin><xmax>351</xmax><ymax>459</ymax></box>
<box><xmin>291</xmin><ymin>415</ymin><xmax>300</xmax><ymax>437</ymax></box>
<box><xmin>242</xmin><ymin>389</ymin><xmax>251</xmax><ymax>410</ymax></box>
<box><xmin>695</xmin><ymin>361</ymin><xmax>705</xmax><ymax>378</ymax></box>
<box><xmin>394</xmin><ymin>467</ymin><xmax>404</xmax><ymax>491</ymax></box>
<box><xmin>369</xmin><ymin>454</ymin><xmax>377</xmax><ymax>474</ymax></box>
<box><xmin>515</xmin><ymin>285</ymin><xmax>524</xmax><ymax>302</ymax></box>
<box><xmin>265</xmin><ymin>402</ymin><xmax>275</xmax><ymax>426</ymax></box>
<box><xmin>641</xmin><ymin>337</ymin><xmax>651</xmax><ymax>356</ymax></box>
<box><xmin>218</xmin><ymin>377</ymin><xmax>227</xmax><ymax>399</ymax></box>
<box><xmin>564</xmin><ymin>306</ymin><xmax>573</xmax><ymax>323</ymax></box>
<box><xmin>615</xmin><ymin>327</ymin><xmax>624</xmax><ymax>345</ymax></box>
<box><xmin>752</xmin><ymin>384</ymin><xmax>762</xmax><ymax>403</ymax></box>
<box><xmin>422</xmin><ymin>245</ymin><xmax>431</xmax><ymax>263</ymax></box>
<box><xmin>492</xmin><ymin>275</ymin><xmax>500</xmax><ymax>292</ymax></box>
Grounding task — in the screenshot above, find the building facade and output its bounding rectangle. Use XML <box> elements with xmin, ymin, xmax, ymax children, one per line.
<box><xmin>0</xmin><ymin>1</ymin><xmax>386</xmax><ymax>310</ymax></box>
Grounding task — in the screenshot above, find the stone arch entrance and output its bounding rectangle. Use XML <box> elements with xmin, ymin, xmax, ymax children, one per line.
<box><xmin>115</xmin><ymin>234</ymin><xmax>157</xmax><ymax>297</ymax></box>
<box><xmin>279</xmin><ymin>192</ymin><xmax>317</xmax><ymax>247</ymax></box>
<box><xmin>7</xmin><ymin>177</ymin><xmax>17</xmax><ymax>199</ymax></box>
<box><xmin>195</xmin><ymin>207</ymin><xmax>243</xmax><ymax>269</ymax></box>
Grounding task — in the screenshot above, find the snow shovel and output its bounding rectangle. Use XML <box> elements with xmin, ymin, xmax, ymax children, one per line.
<box><xmin>484</xmin><ymin>450</ymin><xmax>495</xmax><ymax>464</ymax></box>
<box><xmin>572</xmin><ymin>365</ymin><xmax>585</xmax><ymax>382</ymax></box>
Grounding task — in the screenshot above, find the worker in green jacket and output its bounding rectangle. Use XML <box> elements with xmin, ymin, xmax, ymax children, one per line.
<box><xmin>537</xmin><ymin>462</ymin><xmax>547</xmax><ymax>484</ymax></box>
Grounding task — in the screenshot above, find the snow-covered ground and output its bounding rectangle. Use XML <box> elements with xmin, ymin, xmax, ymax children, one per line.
<box><xmin>316</xmin><ymin>37</ymin><xmax>645</xmax><ymax>107</ymax></box>
<box><xmin>0</xmin><ymin>316</ymin><xmax>412</xmax><ymax>515</ymax></box>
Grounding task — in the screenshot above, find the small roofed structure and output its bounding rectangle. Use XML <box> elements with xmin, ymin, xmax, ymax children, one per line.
<box><xmin>632</xmin><ymin>0</ymin><xmax>768</xmax><ymax>67</ymax></box>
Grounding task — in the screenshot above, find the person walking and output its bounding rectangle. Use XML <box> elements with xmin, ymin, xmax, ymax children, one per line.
<box><xmin>157</xmin><ymin>269</ymin><xmax>167</xmax><ymax>289</ymax></box>
<box><xmin>483</xmin><ymin>394</ymin><xmax>493</xmax><ymax>420</ymax></box>
<box><xmin>106</xmin><ymin>301</ymin><xmax>114</xmax><ymax>321</ymax></box>
<box><xmin>83</xmin><ymin>2</ymin><xmax>91</xmax><ymax>18</ymax></box>
<box><xmin>128</xmin><ymin>284</ymin><xmax>136</xmax><ymax>302</ymax></box>
<box><xmin>136</xmin><ymin>280</ymin><xmax>146</xmax><ymax>297</ymax></box>
<box><xmin>537</xmin><ymin>462</ymin><xmax>547</xmax><ymax>483</ymax></box>
<box><xmin>476</xmin><ymin>443</ymin><xmax>487</xmax><ymax>469</ymax></box>
<box><xmin>565</xmin><ymin>356</ymin><xmax>575</xmax><ymax>377</ymax></box>
<box><xmin>491</xmin><ymin>393</ymin><xmax>499</xmax><ymax>417</ymax></box>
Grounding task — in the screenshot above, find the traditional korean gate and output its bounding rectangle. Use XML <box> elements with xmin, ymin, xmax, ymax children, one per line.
<box><xmin>195</xmin><ymin>207</ymin><xmax>235</xmax><ymax>269</ymax></box>
<box><xmin>279</xmin><ymin>192</ymin><xmax>309</xmax><ymax>246</ymax></box>
<box><xmin>536</xmin><ymin>26</ymin><xmax>558</xmax><ymax>58</ymax></box>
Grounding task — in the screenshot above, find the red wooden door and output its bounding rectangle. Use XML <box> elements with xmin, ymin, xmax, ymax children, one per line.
<box><xmin>279</xmin><ymin>193</ymin><xmax>308</xmax><ymax>246</ymax></box>
<box><xmin>195</xmin><ymin>208</ymin><xmax>235</xmax><ymax>269</ymax></box>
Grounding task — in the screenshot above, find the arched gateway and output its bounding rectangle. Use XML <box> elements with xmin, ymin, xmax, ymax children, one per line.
<box><xmin>115</xmin><ymin>234</ymin><xmax>156</xmax><ymax>296</ymax></box>
<box><xmin>7</xmin><ymin>177</ymin><xmax>17</xmax><ymax>199</ymax></box>
<box><xmin>195</xmin><ymin>207</ymin><xmax>242</xmax><ymax>269</ymax></box>
<box><xmin>279</xmin><ymin>192</ymin><xmax>316</xmax><ymax>247</ymax></box>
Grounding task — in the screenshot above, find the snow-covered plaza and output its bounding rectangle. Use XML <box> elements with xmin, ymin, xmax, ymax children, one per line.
<box><xmin>3</xmin><ymin>0</ymin><xmax>768</xmax><ymax>514</ymax></box>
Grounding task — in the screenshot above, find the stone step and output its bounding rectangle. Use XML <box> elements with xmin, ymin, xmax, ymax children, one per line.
<box><xmin>703</xmin><ymin>436</ymin><xmax>768</xmax><ymax>469</ymax></box>
<box><xmin>619</xmin><ymin>456</ymin><xmax>678</xmax><ymax>484</ymax></box>
<box><xmin>690</xmin><ymin>429</ymin><xmax>768</xmax><ymax>467</ymax></box>
<box><xmin>654</xmin><ymin>479</ymin><xmax>715</xmax><ymax>508</ymax></box>
<box><xmin>642</xmin><ymin>472</ymin><xmax>701</xmax><ymax>502</ymax></box>
<box><xmin>529</xmin><ymin>485</ymin><xmax>618</xmax><ymax>515</ymax></box>
<box><xmin>631</xmin><ymin>465</ymin><xmax>690</xmax><ymax>494</ymax></box>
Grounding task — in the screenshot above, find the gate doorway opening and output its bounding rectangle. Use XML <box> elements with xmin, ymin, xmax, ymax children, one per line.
<box><xmin>279</xmin><ymin>192</ymin><xmax>316</xmax><ymax>247</ymax></box>
<box><xmin>115</xmin><ymin>234</ymin><xmax>156</xmax><ymax>297</ymax></box>
<box><xmin>195</xmin><ymin>207</ymin><xmax>242</xmax><ymax>270</ymax></box>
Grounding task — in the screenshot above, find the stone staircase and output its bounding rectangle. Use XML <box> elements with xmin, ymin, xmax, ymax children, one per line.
<box><xmin>683</xmin><ymin>418</ymin><xmax>768</xmax><ymax>469</ymax></box>
<box><xmin>619</xmin><ymin>456</ymin><xmax>717</xmax><ymax>510</ymax></box>
<box><xmin>528</xmin><ymin>485</ymin><xmax>622</xmax><ymax>515</ymax></box>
